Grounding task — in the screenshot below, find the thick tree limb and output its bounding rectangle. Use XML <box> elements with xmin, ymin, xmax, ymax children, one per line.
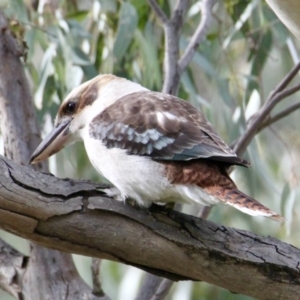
<box><xmin>0</xmin><ymin>11</ymin><xmax>45</xmax><ymax>169</ymax></box>
<box><xmin>22</xmin><ymin>245</ymin><xmax>110</xmax><ymax>300</ymax></box>
<box><xmin>0</xmin><ymin>9</ymin><xmax>108</xmax><ymax>299</ymax></box>
<box><xmin>0</xmin><ymin>156</ymin><xmax>299</xmax><ymax>300</ymax></box>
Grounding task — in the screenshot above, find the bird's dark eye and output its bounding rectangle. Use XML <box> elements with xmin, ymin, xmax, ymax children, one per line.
<box><xmin>65</xmin><ymin>101</ymin><xmax>76</xmax><ymax>114</ymax></box>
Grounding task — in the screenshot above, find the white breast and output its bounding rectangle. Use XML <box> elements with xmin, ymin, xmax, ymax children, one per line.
<box><xmin>83</xmin><ymin>135</ymin><xmax>171</xmax><ymax>206</ymax></box>
<box><xmin>82</xmin><ymin>128</ymin><xmax>221</xmax><ymax>207</ymax></box>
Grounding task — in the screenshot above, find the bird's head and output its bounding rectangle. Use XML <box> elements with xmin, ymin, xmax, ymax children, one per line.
<box><xmin>29</xmin><ymin>74</ymin><xmax>147</xmax><ymax>164</ymax></box>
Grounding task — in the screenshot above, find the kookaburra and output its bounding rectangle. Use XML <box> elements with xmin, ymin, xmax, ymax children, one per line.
<box><xmin>30</xmin><ymin>74</ymin><xmax>283</xmax><ymax>221</ymax></box>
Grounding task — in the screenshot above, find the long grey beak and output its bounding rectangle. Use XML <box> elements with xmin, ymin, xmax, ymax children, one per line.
<box><xmin>29</xmin><ymin>119</ymin><xmax>72</xmax><ymax>164</ymax></box>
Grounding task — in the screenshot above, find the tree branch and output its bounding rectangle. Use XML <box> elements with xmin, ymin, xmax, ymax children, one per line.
<box><xmin>147</xmin><ymin>0</ymin><xmax>168</xmax><ymax>24</ymax></box>
<box><xmin>0</xmin><ymin>239</ymin><xmax>28</xmax><ymax>299</ymax></box>
<box><xmin>149</xmin><ymin>279</ymin><xmax>173</xmax><ymax>300</ymax></box>
<box><xmin>258</xmin><ymin>101</ymin><xmax>300</xmax><ymax>131</ymax></box>
<box><xmin>0</xmin><ymin>156</ymin><xmax>299</xmax><ymax>300</ymax></box>
<box><xmin>150</xmin><ymin>0</ymin><xmax>217</xmax><ymax>95</ymax></box>
<box><xmin>161</xmin><ymin>0</ymin><xmax>188</xmax><ymax>95</ymax></box>
<box><xmin>136</xmin><ymin>276</ymin><xmax>172</xmax><ymax>300</ymax></box>
<box><xmin>144</xmin><ymin>1</ymin><xmax>190</xmax><ymax>295</ymax></box>
<box><xmin>178</xmin><ymin>0</ymin><xmax>218</xmax><ymax>72</ymax></box>
<box><xmin>0</xmin><ymin>11</ymin><xmax>45</xmax><ymax>169</ymax></box>
<box><xmin>91</xmin><ymin>258</ymin><xmax>104</xmax><ymax>296</ymax></box>
<box><xmin>233</xmin><ymin>62</ymin><xmax>300</xmax><ymax>156</ymax></box>
<box><xmin>268</xmin><ymin>61</ymin><xmax>300</xmax><ymax>99</ymax></box>
<box><xmin>146</xmin><ymin>1</ymin><xmax>218</xmax><ymax>296</ymax></box>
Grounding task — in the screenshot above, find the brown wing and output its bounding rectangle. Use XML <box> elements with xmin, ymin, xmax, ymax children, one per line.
<box><xmin>89</xmin><ymin>91</ymin><xmax>248</xmax><ymax>167</ymax></box>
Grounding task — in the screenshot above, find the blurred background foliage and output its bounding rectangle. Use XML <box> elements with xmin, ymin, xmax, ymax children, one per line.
<box><xmin>0</xmin><ymin>0</ymin><xmax>300</xmax><ymax>299</ymax></box>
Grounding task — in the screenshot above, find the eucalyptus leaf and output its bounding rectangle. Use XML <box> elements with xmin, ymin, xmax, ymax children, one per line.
<box><xmin>223</xmin><ymin>0</ymin><xmax>259</xmax><ymax>49</ymax></box>
<box><xmin>71</xmin><ymin>47</ymin><xmax>93</xmax><ymax>66</ymax></box>
<box><xmin>191</xmin><ymin>51</ymin><xmax>217</xmax><ymax>77</ymax></box>
<box><xmin>98</xmin><ymin>0</ymin><xmax>117</xmax><ymax>13</ymax></box>
<box><xmin>113</xmin><ymin>2</ymin><xmax>138</xmax><ymax>61</ymax></box>
<box><xmin>263</xmin><ymin>5</ymin><xmax>289</xmax><ymax>46</ymax></box>
<box><xmin>95</xmin><ymin>33</ymin><xmax>104</xmax><ymax>70</ymax></box>
<box><xmin>134</xmin><ymin>26</ymin><xmax>162</xmax><ymax>89</ymax></box>
<box><xmin>5</xmin><ymin>0</ymin><xmax>28</xmax><ymax>22</ymax></box>
<box><xmin>245</xmin><ymin>29</ymin><xmax>273</xmax><ymax>102</ymax></box>
<box><xmin>66</xmin><ymin>10</ymin><xmax>90</xmax><ymax>22</ymax></box>
<box><xmin>34</xmin><ymin>44</ymin><xmax>56</xmax><ymax>110</ymax></box>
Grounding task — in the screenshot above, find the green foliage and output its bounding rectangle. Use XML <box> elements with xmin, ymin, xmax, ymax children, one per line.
<box><xmin>113</xmin><ymin>2</ymin><xmax>137</xmax><ymax>61</ymax></box>
<box><xmin>1</xmin><ymin>0</ymin><xmax>300</xmax><ymax>299</ymax></box>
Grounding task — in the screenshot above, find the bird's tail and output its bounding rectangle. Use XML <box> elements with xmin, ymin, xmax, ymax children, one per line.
<box><xmin>206</xmin><ymin>186</ymin><xmax>284</xmax><ymax>222</ymax></box>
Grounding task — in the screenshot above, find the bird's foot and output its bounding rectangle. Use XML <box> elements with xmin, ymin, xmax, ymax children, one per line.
<box><xmin>124</xmin><ymin>198</ymin><xmax>151</xmax><ymax>215</ymax></box>
<box><xmin>149</xmin><ymin>202</ymin><xmax>175</xmax><ymax>213</ymax></box>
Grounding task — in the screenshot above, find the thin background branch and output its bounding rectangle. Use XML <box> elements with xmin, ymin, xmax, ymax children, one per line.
<box><xmin>148</xmin><ymin>0</ymin><xmax>217</xmax><ymax>95</ymax></box>
<box><xmin>143</xmin><ymin>1</ymin><xmax>300</xmax><ymax>299</ymax></box>
<box><xmin>162</xmin><ymin>0</ymin><xmax>188</xmax><ymax>94</ymax></box>
<box><xmin>136</xmin><ymin>276</ymin><xmax>171</xmax><ymax>300</ymax></box>
<box><xmin>258</xmin><ymin>101</ymin><xmax>300</xmax><ymax>130</ymax></box>
<box><xmin>91</xmin><ymin>258</ymin><xmax>104</xmax><ymax>296</ymax></box>
<box><xmin>178</xmin><ymin>0</ymin><xmax>218</xmax><ymax>71</ymax></box>
<box><xmin>147</xmin><ymin>0</ymin><xmax>168</xmax><ymax>24</ymax></box>
<box><xmin>233</xmin><ymin>62</ymin><xmax>300</xmax><ymax>156</ymax></box>
<box><xmin>140</xmin><ymin>1</ymin><xmax>219</xmax><ymax>298</ymax></box>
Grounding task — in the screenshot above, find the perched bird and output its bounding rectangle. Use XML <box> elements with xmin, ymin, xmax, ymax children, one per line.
<box><xmin>30</xmin><ymin>74</ymin><xmax>283</xmax><ymax>221</ymax></box>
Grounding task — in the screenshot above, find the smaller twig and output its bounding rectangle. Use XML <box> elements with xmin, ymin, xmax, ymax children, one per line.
<box><xmin>162</xmin><ymin>0</ymin><xmax>189</xmax><ymax>95</ymax></box>
<box><xmin>267</xmin><ymin>83</ymin><xmax>300</xmax><ymax>107</ymax></box>
<box><xmin>198</xmin><ymin>206</ymin><xmax>212</xmax><ymax>219</ymax></box>
<box><xmin>147</xmin><ymin>0</ymin><xmax>168</xmax><ymax>24</ymax></box>
<box><xmin>179</xmin><ymin>0</ymin><xmax>218</xmax><ymax>72</ymax></box>
<box><xmin>149</xmin><ymin>0</ymin><xmax>216</xmax><ymax>95</ymax></box>
<box><xmin>258</xmin><ymin>101</ymin><xmax>300</xmax><ymax>131</ymax></box>
<box><xmin>136</xmin><ymin>275</ymin><xmax>166</xmax><ymax>300</ymax></box>
<box><xmin>140</xmin><ymin>2</ymin><xmax>190</xmax><ymax>299</ymax></box>
<box><xmin>172</xmin><ymin>0</ymin><xmax>189</xmax><ymax>18</ymax></box>
<box><xmin>91</xmin><ymin>257</ymin><xmax>104</xmax><ymax>296</ymax></box>
<box><xmin>149</xmin><ymin>279</ymin><xmax>173</xmax><ymax>300</ymax></box>
<box><xmin>233</xmin><ymin>68</ymin><xmax>300</xmax><ymax>156</ymax></box>
<box><xmin>267</xmin><ymin>61</ymin><xmax>300</xmax><ymax>100</ymax></box>
<box><xmin>0</xmin><ymin>239</ymin><xmax>28</xmax><ymax>299</ymax></box>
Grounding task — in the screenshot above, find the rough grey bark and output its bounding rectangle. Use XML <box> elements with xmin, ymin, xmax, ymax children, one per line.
<box><xmin>136</xmin><ymin>277</ymin><xmax>173</xmax><ymax>300</ymax></box>
<box><xmin>0</xmin><ymin>156</ymin><xmax>299</xmax><ymax>300</ymax></box>
<box><xmin>148</xmin><ymin>0</ymin><xmax>218</xmax><ymax>95</ymax></box>
<box><xmin>0</xmin><ymin>239</ymin><xmax>28</xmax><ymax>299</ymax></box>
<box><xmin>0</xmin><ymin>12</ymin><xmax>45</xmax><ymax>169</ymax></box>
<box><xmin>0</xmin><ymin>10</ymin><xmax>109</xmax><ymax>300</ymax></box>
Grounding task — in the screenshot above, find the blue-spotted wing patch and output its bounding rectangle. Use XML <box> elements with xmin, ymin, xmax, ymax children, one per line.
<box><xmin>89</xmin><ymin>91</ymin><xmax>249</xmax><ymax>167</ymax></box>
